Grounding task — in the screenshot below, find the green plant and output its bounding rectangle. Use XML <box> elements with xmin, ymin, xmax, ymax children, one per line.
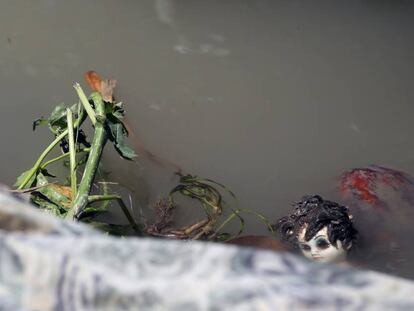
<box><xmin>145</xmin><ymin>173</ymin><xmax>274</xmax><ymax>241</ymax></box>
<box><xmin>14</xmin><ymin>74</ymin><xmax>141</xmax><ymax>234</ymax></box>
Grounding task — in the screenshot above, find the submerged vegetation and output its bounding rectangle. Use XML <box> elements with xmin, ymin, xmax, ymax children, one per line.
<box><xmin>13</xmin><ymin>72</ymin><xmax>273</xmax><ymax>241</ymax></box>
<box><xmin>146</xmin><ymin>174</ymin><xmax>273</xmax><ymax>241</ymax></box>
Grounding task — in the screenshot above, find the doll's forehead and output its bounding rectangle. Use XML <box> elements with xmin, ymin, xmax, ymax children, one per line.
<box><xmin>298</xmin><ymin>225</ymin><xmax>328</xmax><ymax>243</ymax></box>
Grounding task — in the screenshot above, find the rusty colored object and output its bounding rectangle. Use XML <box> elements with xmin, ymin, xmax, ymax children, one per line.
<box><xmin>85</xmin><ymin>70</ymin><xmax>102</xmax><ymax>92</ymax></box>
<box><xmin>226</xmin><ymin>235</ymin><xmax>288</xmax><ymax>252</ymax></box>
<box><xmin>340</xmin><ymin>165</ymin><xmax>414</xmax><ymax>211</ymax></box>
<box><xmin>84</xmin><ymin>70</ymin><xmax>116</xmax><ymax>102</ymax></box>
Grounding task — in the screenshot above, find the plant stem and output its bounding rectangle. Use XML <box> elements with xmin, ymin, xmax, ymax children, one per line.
<box><xmin>99</xmin><ymin>179</ymin><xmax>111</xmax><ymax>211</ymax></box>
<box><xmin>17</xmin><ymin>109</ymin><xmax>85</xmax><ymax>190</ymax></box>
<box><xmin>87</xmin><ymin>194</ymin><xmax>141</xmax><ymax>234</ymax></box>
<box><xmin>211</xmin><ymin>212</ymin><xmax>240</xmax><ymax>240</ymax></box>
<box><xmin>40</xmin><ymin>148</ymin><xmax>90</xmax><ymax>170</ymax></box>
<box><xmin>74</xmin><ymin>83</ymin><xmax>96</xmax><ymax>125</ymax></box>
<box><xmin>18</xmin><ymin>130</ymin><xmax>67</xmax><ymax>190</ymax></box>
<box><xmin>40</xmin><ymin>152</ymin><xmax>70</xmax><ymax>169</ymax></box>
<box><xmin>66</xmin><ymin>93</ymin><xmax>106</xmax><ymax>219</ymax></box>
<box><xmin>212</xmin><ymin>208</ymin><xmax>273</xmax><ymax>241</ymax></box>
<box><xmin>237</xmin><ymin>209</ymin><xmax>274</xmax><ymax>232</ymax></box>
<box><xmin>66</xmin><ymin>108</ymin><xmax>77</xmax><ymax>199</ymax></box>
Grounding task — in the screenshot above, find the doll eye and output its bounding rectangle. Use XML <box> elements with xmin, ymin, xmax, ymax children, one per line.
<box><xmin>316</xmin><ymin>238</ymin><xmax>330</xmax><ymax>250</ymax></box>
<box><xmin>299</xmin><ymin>244</ymin><xmax>311</xmax><ymax>252</ymax></box>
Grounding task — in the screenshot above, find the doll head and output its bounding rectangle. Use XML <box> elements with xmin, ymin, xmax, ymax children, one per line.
<box><xmin>275</xmin><ymin>195</ymin><xmax>358</xmax><ymax>263</ymax></box>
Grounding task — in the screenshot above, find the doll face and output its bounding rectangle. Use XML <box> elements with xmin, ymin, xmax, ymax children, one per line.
<box><xmin>297</xmin><ymin>226</ymin><xmax>349</xmax><ymax>263</ymax></box>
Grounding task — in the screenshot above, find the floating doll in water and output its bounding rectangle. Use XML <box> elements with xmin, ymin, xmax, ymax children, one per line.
<box><xmin>275</xmin><ymin>195</ymin><xmax>358</xmax><ymax>264</ymax></box>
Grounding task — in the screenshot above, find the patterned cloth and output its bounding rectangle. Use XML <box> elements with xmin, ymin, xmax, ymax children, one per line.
<box><xmin>1</xmin><ymin>192</ymin><xmax>414</xmax><ymax>311</ymax></box>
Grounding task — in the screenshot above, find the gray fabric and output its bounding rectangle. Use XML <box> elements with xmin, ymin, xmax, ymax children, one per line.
<box><xmin>0</xmin><ymin>192</ymin><xmax>414</xmax><ymax>310</ymax></box>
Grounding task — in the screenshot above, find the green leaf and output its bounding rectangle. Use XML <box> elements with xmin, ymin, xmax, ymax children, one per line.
<box><xmin>35</xmin><ymin>173</ymin><xmax>72</xmax><ymax>208</ymax></box>
<box><xmin>112</xmin><ymin>102</ymin><xmax>125</xmax><ymax>120</ymax></box>
<box><xmin>35</xmin><ymin>172</ymin><xmax>49</xmax><ymax>186</ymax></box>
<box><xmin>32</xmin><ymin>117</ymin><xmax>48</xmax><ymax>131</ymax></box>
<box><xmin>48</xmin><ymin>102</ymin><xmax>82</xmax><ymax>134</ymax></box>
<box><xmin>106</xmin><ymin>116</ymin><xmax>137</xmax><ymax>160</ymax></box>
<box><xmin>14</xmin><ymin>169</ymin><xmax>37</xmax><ymax>188</ymax></box>
<box><xmin>35</xmin><ymin>102</ymin><xmax>84</xmax><ymax>136</ymax></box>
<box><xmin>47</xmin><ymin>103</ymin><xmax>68</xmax><ymax>134</ymax></box>
<box><xmin>31</xmin><ymin>193</ymin><xmax>64</xmax><ymax>217</ymax></box>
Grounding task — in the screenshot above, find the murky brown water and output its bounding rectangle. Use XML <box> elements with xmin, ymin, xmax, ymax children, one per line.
<box><xmin>1</xmin><ymin>0</ymin><xmax>414</xmax><ymax>278</ymax></box>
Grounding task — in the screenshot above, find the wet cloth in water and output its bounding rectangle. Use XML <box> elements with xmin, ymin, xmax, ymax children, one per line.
<box><xmin>0</xmin><ymin>191</ymin><xmax>414</xmax><ymax>310</ymax></box>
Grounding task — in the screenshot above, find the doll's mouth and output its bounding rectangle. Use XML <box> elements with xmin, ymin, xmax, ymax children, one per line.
<box><xmin>312</xmin><ymin>256</ymin><xmax>323</xmax><ymax>260</ymax></box>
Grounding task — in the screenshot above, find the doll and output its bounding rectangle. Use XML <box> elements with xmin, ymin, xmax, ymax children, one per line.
<box><xmin>275</xmin><ymin>195</ymin><xmax>358</xmax><ymax>264</ymax></box>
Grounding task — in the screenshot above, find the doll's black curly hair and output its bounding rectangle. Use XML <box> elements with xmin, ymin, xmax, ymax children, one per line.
<box><xmin>274</xmin><ymin>195</ymin><xmax>358</xmax><ymax>249</ymax></box>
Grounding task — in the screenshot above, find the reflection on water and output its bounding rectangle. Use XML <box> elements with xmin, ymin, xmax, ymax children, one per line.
<box><xmin>1</xmin><ymin>0</ymin><xmax>414</xmax><ymax>278</ymax></box>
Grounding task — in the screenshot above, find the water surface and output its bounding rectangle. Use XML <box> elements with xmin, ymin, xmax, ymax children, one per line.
<box><xmin>1</xmin><ymin>0</ymin><xmax>414</xmax><ymax>277</ymax></box>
